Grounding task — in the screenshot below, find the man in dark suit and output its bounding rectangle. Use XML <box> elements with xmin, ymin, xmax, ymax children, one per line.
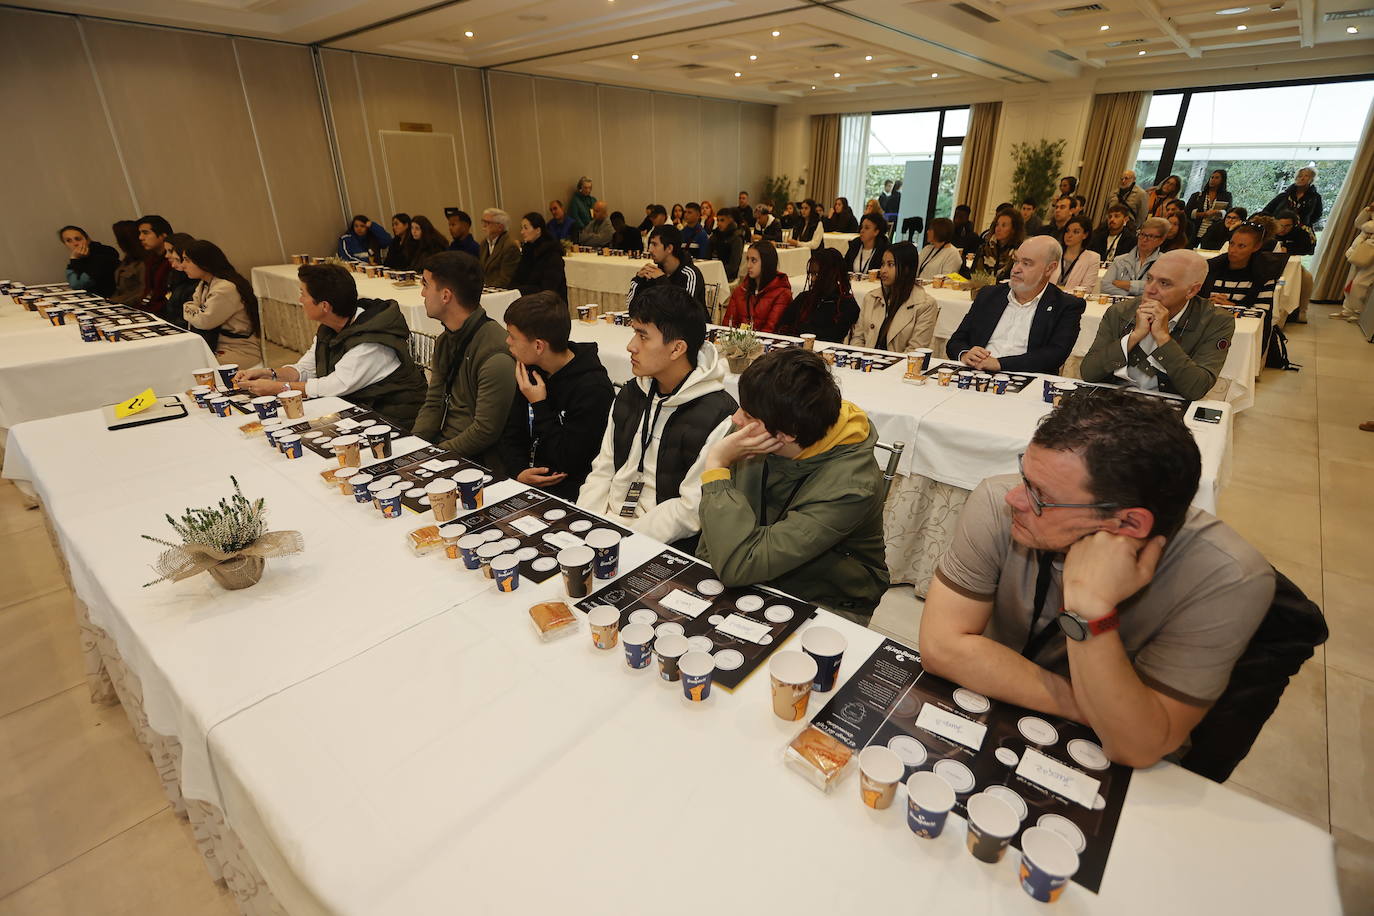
<box><xmin>946</xmin><ymin>235</ymin><xmax>1085</xmax><ymax>375</ymax></box>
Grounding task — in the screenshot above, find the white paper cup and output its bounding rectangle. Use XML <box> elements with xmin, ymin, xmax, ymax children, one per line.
<box><xmin>768</xmin><ymin>651</ymin><xmax>818</xmax><ymax>720</ymax></box>
<box><xmin>858</xmin><ymin>745</ymin><xmax>905</xmax><ymax>809</ymax></box>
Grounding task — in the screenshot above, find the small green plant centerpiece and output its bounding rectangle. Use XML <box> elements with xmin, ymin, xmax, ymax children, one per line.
<box><xmin>715</xmin><ymin>325</ymin><xmax>764</xmax><ymax>374</ymax></box>
<box><xmin>142</xmin><ymin>477</ymin><xmax>303</xmax><ymax>590</ymax></box>
<box><xmin>967</xmin><ymin>269</ymin><xmax>997</xmax><ymax>299</ymax></box>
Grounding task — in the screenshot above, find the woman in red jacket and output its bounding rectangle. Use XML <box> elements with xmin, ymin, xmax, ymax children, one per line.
<box><xmin>724</xmin><ymin>241</ymin><xmax>792</xmax><ymax>332</ymax></box>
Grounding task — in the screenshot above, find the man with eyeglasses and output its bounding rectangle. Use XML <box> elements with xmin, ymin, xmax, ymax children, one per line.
<box><xmin>1103</xmin><ymin>169</ymin><xmax>1148</xmax><ymax>228</ymax></box>
<box><xmin>1080</xmin><ymin>249</ymin><xmax>1234</xmax><ymax>401</ymax></box>
<box><xmin>1098</xmin><ymin>216</ymin><xmax>1167</xmax><ymax>296</ymax></box>
<box><xmin>920</xmin><ymin>389</ymin><xmax>1273</xmax><ymax>768</ymax></box>
<box><xmin>477</xmin><ymin>208</ymin><xmax>521</xmax><ymax>289</ymax></box>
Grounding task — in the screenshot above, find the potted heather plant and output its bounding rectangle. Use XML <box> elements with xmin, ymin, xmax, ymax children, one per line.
<box><xmin>715</xmin><ymin>326</ymin><xmax>764</xmax><ymax>374</ymax></box>
<box><xmin>142</xmin><ymin>476</ymin><xmax>303</xmax><ymax>590</ymax></box>
<box><xmin>967</xmin><ymin>269</ymin><xmax>997</xmax><ymax>299</ymax></box>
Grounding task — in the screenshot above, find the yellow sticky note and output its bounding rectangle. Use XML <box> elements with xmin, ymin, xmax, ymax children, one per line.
<box><xmin>114</xmin><ymin>387</ymin><xmax>157</xmax><ymax>419</ymax></box>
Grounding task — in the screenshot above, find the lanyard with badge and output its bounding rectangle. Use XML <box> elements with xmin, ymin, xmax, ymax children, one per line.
<box><xmin>619</xmin><ymin>381</ymin><xmax>671</xmax><ymax>518</ymax></box>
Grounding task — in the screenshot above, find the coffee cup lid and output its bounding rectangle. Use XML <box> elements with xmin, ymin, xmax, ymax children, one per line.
<box><xmin>557</xmin><ymin>545</ymin><xmax>595</xmax><ymax>566</ymax></box>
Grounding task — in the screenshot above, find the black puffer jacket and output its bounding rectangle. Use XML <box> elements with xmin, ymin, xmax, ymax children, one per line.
<box><xmin>511</xmin><ymin>236</ymin><xmax>568</xmax><ymax>302</ymax></box>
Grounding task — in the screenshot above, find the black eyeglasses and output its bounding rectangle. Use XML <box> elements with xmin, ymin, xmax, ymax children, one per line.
<box><xmin>1017</xmin><ymin>453</ymin><xmax>1120</xmax><ymax>517</ymax></box>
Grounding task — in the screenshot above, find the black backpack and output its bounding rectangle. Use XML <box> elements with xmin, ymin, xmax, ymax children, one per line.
<box><xmin>1179</xmin><ymin>568</ymin><xmax>1327</xmax><ymax>783</ymax></box>
<box><xmin>1265</xmin><ymin>325</ymin><xmax>1301</xmax><ymax>371</ymax></box>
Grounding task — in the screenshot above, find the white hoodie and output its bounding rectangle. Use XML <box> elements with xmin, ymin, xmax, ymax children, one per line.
<box><xmin>577</xmin><ymin>343</ymin><xmax>734</xmax><ymax>545</ymax></box>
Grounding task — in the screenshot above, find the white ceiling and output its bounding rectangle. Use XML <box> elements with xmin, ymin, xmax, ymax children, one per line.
<box><xmin>22</xmin><ymin>0</ymin><xmax>1374</xmax><ymax>103</ymax></box>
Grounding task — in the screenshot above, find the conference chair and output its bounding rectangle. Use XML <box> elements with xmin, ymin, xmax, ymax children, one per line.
<box><xmin>1179</xmin><ymin>568</ymin><xmax>1327</xmax><ymax>782</ymax></box>
<box><xmin>872</xmin><ymin>439</ymin><xmax>906</xmax><ymax>500</ymax></box>
<box><xmin>901</xmin><ymin>217</ymin><xmax>924</xmax><ymax>243</ymax></box>
<box><xmin>408</xmin><ymin>329</ymin><xmax>438</xmax><ymax>374</ymax></box>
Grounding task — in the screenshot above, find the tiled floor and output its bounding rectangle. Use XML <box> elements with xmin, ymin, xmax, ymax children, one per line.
<box><xmin>1</xmin><ymin>321</ymin><xmax>1370</xmax><ymax>913</ymax></box>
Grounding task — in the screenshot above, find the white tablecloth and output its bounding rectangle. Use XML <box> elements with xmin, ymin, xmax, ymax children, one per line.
<box><xmin>207</xmin><ymin>564</ymin><xmax>1338</xmax><ymax>916</ymax></box>
<box><xmin>0</xmin><ymin>298</ymin><xmax>217</xmax><ymax>432</ymax></box>
<box><xmin>569</xmin><ymin>320</ymin><xmax>1229</xmax><ymax>513</ymax></box>
<box><xmin>775</xmin><ymin>244</ymin><xmax>813</xmax><ymax>279</ymax></box>
<box><xmin>0</xmin><ymin>396</ymin><xmax>502</xmax><ymax>809</ymax></box>
<box><xmin>563</xmin><ymin>252</ymin><xmax>730</xmax><ymax>307</ymax></box>
<box><xmin>795</xmin><ymin>278</ymin><xmax>1262</xmax><ymax>412</ymax></box>
<box><xmin>823</xmin><ymin>232</ymin><xmax>858</xmax><ymax>252</ymax></box>
<box><xmin>250</xmin><ymin>265</ymin><xmax>520</xmax><ymax>342</ymax></box>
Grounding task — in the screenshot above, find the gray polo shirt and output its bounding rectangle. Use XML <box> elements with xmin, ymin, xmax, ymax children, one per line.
<box><xmin>936</xmin><ymin>475</ymin><xmax>1274</xmax><ymax>706</ymax></box>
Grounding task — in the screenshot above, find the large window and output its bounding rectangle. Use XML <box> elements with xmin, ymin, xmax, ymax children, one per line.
<box><xmin>1134</xmin><ymin>78</ymin><xmax>1374</xmax><ymax>244</ymax></box>
<box><xmin>866</xmin><ymin>106</ymin><xmax>968</xmax><ymax>228</ymax></box>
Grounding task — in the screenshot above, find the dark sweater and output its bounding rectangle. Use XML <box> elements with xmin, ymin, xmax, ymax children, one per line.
<box><xmin>775</xmin><ymin>289</ymin><xmax>859</xmax><ymax>342</ymax></box>
<box><xmin>65</xmin><ymin>242</ymin><xmax>120</xmax><ymax>297</ymax></box>
<box><xmin>511</xmin><ymin>237</ymin><xmax>568</xmax><ymax>302</ymax></box>
<box><xmin>498</xmin><ymin>342</ymin><xmax>615</xmax><ymax>501</ymax></box>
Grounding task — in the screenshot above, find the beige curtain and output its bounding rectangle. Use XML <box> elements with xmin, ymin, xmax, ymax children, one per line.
<box><xmin>955</xmin><ymin>101</ymin><xmax>1001</xmax><ymax>226</ymax></box>
<box><xmin>1078</xmin><ymin>91</ymin><xmax>1149</xmax><ymax>222</ymax></box>
<box><xmin>809</xmin><ymin>114</ymin><xmax>840</xmax><ymax>204</ymax></box>
<box><xmin>1312</xmin><ymin>99</ymin><xmax>1374</xmax><ymax>302</ymax></box>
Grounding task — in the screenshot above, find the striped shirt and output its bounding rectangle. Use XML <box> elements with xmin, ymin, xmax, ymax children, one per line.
<box><xmin>1201</xmin><ymin>262</ymin><xmax>1275</xmax><ymax>312</ymax></box>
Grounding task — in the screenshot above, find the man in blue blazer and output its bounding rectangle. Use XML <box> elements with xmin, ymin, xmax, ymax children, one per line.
<box><xmin>946</xmin><ymin>235</ymin><xmax>1085</xmax><ymax>374</ymax></box>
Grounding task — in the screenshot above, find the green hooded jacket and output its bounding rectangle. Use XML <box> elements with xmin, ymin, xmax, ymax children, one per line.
<box><xmin>697</xmin><ymin>401</ymin><xmax>890</xmax><ymax>618</ymax></box>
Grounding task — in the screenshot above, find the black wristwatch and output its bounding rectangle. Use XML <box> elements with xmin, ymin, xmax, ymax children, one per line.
<box><xmin>1057</xmin><ymin>608</ymin><xmax>1121</xmax><ymax>642</ymax></box>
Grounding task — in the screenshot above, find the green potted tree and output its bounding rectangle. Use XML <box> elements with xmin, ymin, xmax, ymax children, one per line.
<box><xmin>1010</xmin><ymin>139</ymin><xmax>1066</xmax><ymax>220</ymax></box>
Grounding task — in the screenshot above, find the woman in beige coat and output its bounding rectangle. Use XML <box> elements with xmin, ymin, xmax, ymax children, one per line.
<box><xmin>1336</xmin><ymin>203</ymin><xmax>1374</xmax><ymax>321</ymax></box>
<box><xmin>181</xmin><ymin>239</ymin><xmax>262</xmax><ymax>367</ymax></box>
<box><xmin>847</xmin><ymin>241</ymin><xmax>938</xmax><ymax>353</ymax></box>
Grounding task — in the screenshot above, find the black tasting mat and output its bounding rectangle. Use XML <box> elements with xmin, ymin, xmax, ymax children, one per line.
<box><xmin>453</xmin><ymin>489</ymin><xmax>631</xmax><ymax>584</ymax></box>
<box><xmin>1065</xmin><ymin>381</ymin><xmax>1190</xmax><ymax>412</ymax></box>
<box><xmin>921</xmin><ymin>360</ymin><xmax>1036</xmax><ymax>394</ymax></box>
<box><xmin>278</xmin><ymin>407</ymin><xmax>405</xmax><ymax>457</ymax></box>
<box><xmin>822</xmin><ymin>346</ymin><xmax>904</xmax><ymax>370</ymax></box>
<box><xmin>359</xmin><ymin>446</ymin><xmax>498</xmax><ymax>514</ymax></box>
<box><xmin>112</xmin><ymin>323</ymin><xmax>190</xmax><ymax>340</ymax></box>
<box><xmin>575</xmin><ymin>550</ymin><xmax>817</xmax><ymax>690</ymax></box>
<box><xmin>804</xmin><ymin>639</ymin><xmax>1130</xmax><ymax>893</ymax></box>
<box><xmin>705</xmin><ymin>326</ymin><xmax>803</xmax><ymax>351</ymax></box>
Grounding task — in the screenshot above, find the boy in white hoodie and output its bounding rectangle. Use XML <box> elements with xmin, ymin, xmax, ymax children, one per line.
<box><xmin>578</xmin><ymin>285</ymin><xmax>737</xmax><ymax>546</ymax></box>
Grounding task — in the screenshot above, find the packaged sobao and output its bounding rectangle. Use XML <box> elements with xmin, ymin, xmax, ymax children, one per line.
<box><xmin>528</xmin><ymin>601</ymin><xmax>579</xmax><ymax>642</ymax></box>
<box><xmin>784</xmin><ymin>726</ymin><xmax>855</xmax><ymax>792</ymax></box>
<box><xmin>407</xmin><ymin>525</ymin><xmax>445</xmax><ymax>557</ymax></box>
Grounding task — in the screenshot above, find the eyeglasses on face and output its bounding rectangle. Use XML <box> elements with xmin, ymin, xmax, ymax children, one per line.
<box><xmin>1016</xmin><ymin>453</ymin><xmax>1120</xmax><ymax>517</ymax></box>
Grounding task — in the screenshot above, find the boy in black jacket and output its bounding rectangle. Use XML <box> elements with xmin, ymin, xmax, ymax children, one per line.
<box><xmin>499</xmin><ymin>291</ymin><xmax>615</xmax><ymax>501</ymax></box>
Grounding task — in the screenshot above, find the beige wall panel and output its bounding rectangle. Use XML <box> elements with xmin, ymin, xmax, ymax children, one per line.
<box><xmin>232</xmin><ymin>39</ymin><xmax>341</xmax><ymax>260</ymax></box>
<box><xmin>0</xmin><ymin>10</ymin><xmax>137</xmax><ymax>282</ymax></box>
<box><xmin>651</xmin><ymin>93</ymin><xmax>701</xmax><ymax>209</ymax></box>
<box><xmin>379</xmin><ymin>132</ymin><xmax>463</xmax><ymax>226</ymax></box>
<box><xmin>532</xmin><ymin>78</ymin><xmax>602</xmax><ymax>214</ymax></box>
<box><xmin>82</xmin><ymin>20</ymin><xmax>279</xmax><ymax>273</ymax></box>
<box><xmin>698</xmin><ymin>99</ymin><xmax>741</xmax><ymax>213</ymax></box>
<box><xmin>597</xmin><ymin>85</ymin><xmax>655</xmax><ymax>219</ymax></box>
<box><xmin>455</xmin><ymin>68</ymin><xmax>496</xmax><ymax>212</ymax></box>
<box><xmin>739</xmin><ymin>102</ymin><xmax>775</xmax><ymax>205</ymax></box>
<box><xmin>320</xmin><ymin>49</ymin><xmax>382</xmax><ymax>223</ymax></box>
<box><xmin>354</xmin><ymin>54</ymin><xmax>470</xmax><ymax>225</ymax></box>
<box><xmin>486</xmin><ymin>71</ymin><xmax>544</xmax><ymax>221</ymax></box>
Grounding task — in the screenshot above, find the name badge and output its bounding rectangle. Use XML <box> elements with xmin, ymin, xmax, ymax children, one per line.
<box><xmin>619</xmin><ymin>477</ymin><xmax>645</xmax><ymax>518</ymax></box>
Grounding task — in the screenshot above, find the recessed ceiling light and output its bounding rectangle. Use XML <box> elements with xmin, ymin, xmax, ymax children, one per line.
<box><xmin>833</xmin><ymin>72</ymin><xmax>841</xmax><ymax>77</ymax></box>
<box><xmin>734</xmin><ymin>71</ymin><xmax>742</xmax><ymax>77</ymax></box>
<box><xmin>865</xmin><ymin>54</ymin><xmax>873</xmax><ymax>60</ymax></box>
<box><xmin>1100</xmin><ymin>24</ymin><xmax>1110</xmax><ymax>31</ymax></box>
<box><xmin>1215</xmin><ymin>6</ymin><xmax>1250</xmax><ymax>13</ymax></box>
<box><xmin>931</xmin><ymin>72</ymin><xmax>939</xmax><ymax>78</ymax></box>
<box><xmin>1347</xmin><ymin>25</ymin><xmax>1359</xmax><ymax>33</ymax></box>
<box><xmin>1236</xmin><ymin>23</ymin><xmax>1248</xmax><ymax>30</ymax></box>
<box><xmin>630</xmin><ymin>53</ymin><xmax>639</xmax><ymax>60</ymax></box>
<box><xmin>749</xmin><ymin>54</ymin><xmax>757</xmax><ymax>60</ymax></box>
<box><xmin>772</xmin><ymin>30</ymin><xmax>781</xmax><ymax>37</ymax></box>
<box><xmin>463</xmin><ymin>30</ymin><xmax>474</xmax><ymax>37</ymax></box>
<box><xmin>1138</xmin><ymin>49</ymin><xmax>1147</xmax><ymax>55</ymax></box>
<box><xmin>811</xmin><ymin>85</ymin><xmax>817</xmax><ymax>89</ymax></box>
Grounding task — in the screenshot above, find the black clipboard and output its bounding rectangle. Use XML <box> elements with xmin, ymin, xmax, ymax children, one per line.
<box><xmin>101</xmin><ymin>396</ymin><xmax>189</xmax><ymax>431</ymax></box>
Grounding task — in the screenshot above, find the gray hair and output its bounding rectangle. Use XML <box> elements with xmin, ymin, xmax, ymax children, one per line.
<box><xmin>1140</xmin><ymin>216</ymin><xmax>1170</xmax><ymax>237</ymax></box>
<box><xmin>577</xmin><ymin>176</ymin><xmax>593</xmax><ymax>192</ymax></box>
<box><xmin>482</xmin><ymin>208</ymin><xmax>509</xmax><ymax>229</ymax></box>
<box><xmin>1156</xmin><ymin>249</ymin><xmax>1208</xmax><ymax>288</ymax></box>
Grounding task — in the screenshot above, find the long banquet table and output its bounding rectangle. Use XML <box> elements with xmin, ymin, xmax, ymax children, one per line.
<box><xmin>1</xmin><ymin>392</ymin><xmax>1339</xmax><ymax>916</ymax></box>
<box><xmin>0</xmin><ymin>290</ymin><xmax>217</xmax><ymax>439</ymax></box>
<box><xmin>563</xmin><ymin>251</ymin><xmax>731</xmax><ymax>314</ymax></box>
<box><xmin>788</xmin><ymin>277</ymin><xmax>1264</xmax><ymax>411</ymax></box>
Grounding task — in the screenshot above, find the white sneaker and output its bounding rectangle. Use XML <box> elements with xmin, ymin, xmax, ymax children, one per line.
<box><xmin>1330</xmin><ymin>309</ymin><xmax>1353</xmax><ymax>319</ymax></box>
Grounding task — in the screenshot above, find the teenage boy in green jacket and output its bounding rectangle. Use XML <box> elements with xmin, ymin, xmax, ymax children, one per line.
<box><xmin>696</xmin><ymin>348</ymin><xmax>890</xmax><ymax>622</ymax></box>
<box><xmin>412</xmin><ymin>251</ymin><xmax>517</xmax><ymax>473</ymax></box>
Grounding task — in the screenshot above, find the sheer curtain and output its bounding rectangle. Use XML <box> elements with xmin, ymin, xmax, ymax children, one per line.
<box><xmin>838</xmin><ymin>113</ymin><xmax>872</xmax><ymax>210</ymax></box>
<box><xmin>809</xmin><ymin>114</ymin><xmax>841</xmax><ymax>204</ymax></box>
<box><xmin>1312</xmin><ymin>98</ymin><xmax>1374</xmax><ymax>302</ymax></box>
